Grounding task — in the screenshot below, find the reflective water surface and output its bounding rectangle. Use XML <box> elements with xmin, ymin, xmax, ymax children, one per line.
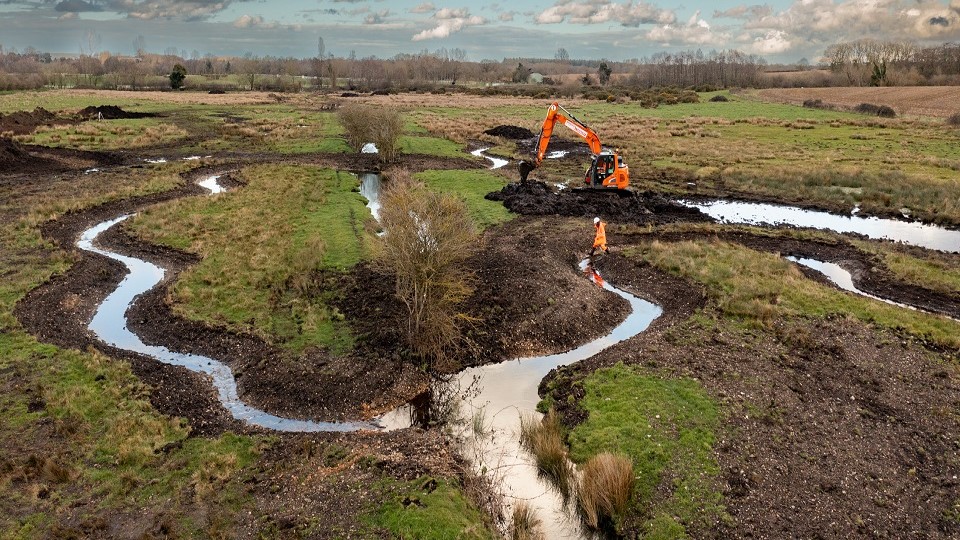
<box><xmin>684</xmin><ymin>199</ymin><xmax>960</xmax><ymax>253</ymax></box>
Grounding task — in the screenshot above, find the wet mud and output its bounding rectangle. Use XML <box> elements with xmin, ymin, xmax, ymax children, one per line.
<box><xmin>486</xmin><ymin>179</ymin><xmax>710</xmax><ymax>225</ymax></box>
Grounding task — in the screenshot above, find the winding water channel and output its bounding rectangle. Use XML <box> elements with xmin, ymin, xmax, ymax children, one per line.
<box><xmin>75</xmin><ymin>165</ymin><xmax>960</xmax><ymax>536</ymax></box>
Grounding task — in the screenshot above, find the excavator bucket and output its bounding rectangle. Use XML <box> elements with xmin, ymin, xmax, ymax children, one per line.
<box><xmin>518</xmin><ymin>160</ymin><xmax>536</xmax><ymax>182</ymax></box>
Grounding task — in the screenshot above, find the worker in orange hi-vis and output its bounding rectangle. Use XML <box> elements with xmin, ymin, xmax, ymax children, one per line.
<box><xmin>590</xmin><ymin>216</ymin><xmax>608</xmax><ymax>257</ymax></box>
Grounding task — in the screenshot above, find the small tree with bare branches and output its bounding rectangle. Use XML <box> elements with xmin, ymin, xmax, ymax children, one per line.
<box><xmin>337</xmin><ymin>103</ymin><xmax>404</xmax><ymax>163</ymax></box>
<box><xmin>379</xmin><ymin>169</ymin><xmax>475</xmax><ymax>368</ymax></box>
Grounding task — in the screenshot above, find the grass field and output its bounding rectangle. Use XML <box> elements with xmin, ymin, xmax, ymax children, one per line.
<box><xmin>130</xmin><ymin>164</ymin><xmax>374</xmax><ymax>353</ymax></box>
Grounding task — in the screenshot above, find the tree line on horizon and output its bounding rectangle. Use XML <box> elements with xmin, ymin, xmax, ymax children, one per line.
<box><xmin>0</xmin><ymin>39</ymin><xmax>958</xmax><ymax>94</ymax></box>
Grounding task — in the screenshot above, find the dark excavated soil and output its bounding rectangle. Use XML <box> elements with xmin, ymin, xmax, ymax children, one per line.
<box><xmin>77</xmin><ymin>105</ymin><xmax>156</xmax><ymax>120</ymax></box>
<box><xmin>484</xmin><ymin>124</ymin><xmax>534</xmax><ymax>139</ymax></box>
<box><xmin>487</xmin><ymin>179</ymin><xmax>711</xmax><ymax>225</ymax></box>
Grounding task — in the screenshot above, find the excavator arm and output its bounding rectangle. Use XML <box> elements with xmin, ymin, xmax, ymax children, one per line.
<box><xmin>519</xmin><ymin>102</ymin><xmax>603</xmax><ymax>181</ymax></box>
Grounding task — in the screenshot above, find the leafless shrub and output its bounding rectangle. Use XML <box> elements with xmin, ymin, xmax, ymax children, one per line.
<box><xmin>379</xmin><ymin>168</ymin><xmax>475</xmax><ymax>368</ymax></box>
<box><xmin>947</xmin><ymin>113</ymin><xmax>960</xmax><ymax>127</ymax></box>
<box><xmin>577</xmin><ymin>452</ymin><xmax>634</xmax><ymax>530</ymax></box>
<box><xmin>510</xmin><ymin>501</ymin><xmax>545</xmax><ymax>540</ymax></box>
<box><xmin>337</xmin><ymin>102</ymin><xmax>404</xmax><ymax>162</ymax></box>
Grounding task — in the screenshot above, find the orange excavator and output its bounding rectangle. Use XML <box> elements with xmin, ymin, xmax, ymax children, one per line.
<box><xmin>518</xmin><ymin>102</ymin><xmax>629</xmax><ymax>190</ymax></box>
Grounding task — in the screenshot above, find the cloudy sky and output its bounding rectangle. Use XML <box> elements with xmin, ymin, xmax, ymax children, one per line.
<box><xmin>1</xmin><ymin>0</ymin><xmax>959</xmax><ymax>62</ymax></box>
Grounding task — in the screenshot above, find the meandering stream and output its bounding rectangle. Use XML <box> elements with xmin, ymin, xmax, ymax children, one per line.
<box><xmin>683</xmin><ymin>199</ymin><xmax>960</xmax><ymax>253</ymax></box>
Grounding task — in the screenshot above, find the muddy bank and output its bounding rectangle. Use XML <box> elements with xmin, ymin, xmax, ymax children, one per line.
<box><xmin>337</xmin><ymin>215</ymin><xmax>634</xmax><ymax>372</ymax></box>
<box><xmin>486</xmin><ymin>180</ymin><xmax>710</xmax><ymax>225</ymax></box>
<box><xmin>0</xmin><ymin>138</ymin><xmax>125</xmax><ymax>176</ymax></box>
<box><xmin>542</xmin><ymin>251</ymin><xmax>960</xmax><ymax>538</ymax></box>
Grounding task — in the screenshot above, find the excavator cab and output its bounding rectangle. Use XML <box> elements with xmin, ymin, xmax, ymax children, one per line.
<box><xmin>584</xmin><ymin>150</ymin><xmax>628</xmax><ymax>189</ymax></box>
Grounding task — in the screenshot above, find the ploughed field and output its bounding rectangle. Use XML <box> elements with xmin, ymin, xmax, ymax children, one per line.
<box><xmin>1</xmin><ymin>89</ymin><xmax>959</xmax><ymax>539</ymax></box>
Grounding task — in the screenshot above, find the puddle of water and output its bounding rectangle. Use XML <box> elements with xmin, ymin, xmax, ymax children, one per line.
<box><xmin>198</xmin><ymin>175</ymin><xmax>226</xmax><ymax>194</ymax></box>
<box><xmin>683</xmin><ymin>199</ymin><xmax>960</xmax><ymax>253</ymax></box>
<box><xmin>361</xmin><ymin>143</ymin><xmax>378</xmax><ymax>154</ymax></box>
<box><xmin>546</xmin><ymin>150</ymin><xmax>569</xmax><ymax>159</ymax></box>
<box><xmin>470</xmin><ymin>148</ymin><xmax>509</xmax><ymax>170</ymax></box>
<box><xmin>79</xmin><ymin>177</ymin><xmax>385</xmax><ymax>432</ymax></box>
<box><xmin>84</xmin><ymin>168</ymin><xmax>100</xmax><ymax>174</ymax></box>
<box><xmin>144</xmin><ymin>158</ymin><xmax>167</xmax><ymax>164</ymax></box>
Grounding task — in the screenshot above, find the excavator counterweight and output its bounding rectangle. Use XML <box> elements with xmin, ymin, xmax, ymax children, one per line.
<box><xmin>517</xmin><ymin>102</ymin><xmax>629</xmax><ymax>190</ymax></box>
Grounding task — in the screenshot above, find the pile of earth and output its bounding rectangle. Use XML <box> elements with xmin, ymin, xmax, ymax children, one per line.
<box><xmin>484</xmin><ymin>125</ymin><xmax>534</xmax><ymax>139</ymax></box>
<box><xmin>0</xmin><ymin>105</ymin><xmax>155</xmax><ymax>135</ymax></box>
<box><xmin>486</xmin><ymin>180</ymin><xmax>710</xmax><ymax>225</ymax></box>
<box><xmin>0</xmin><ymin>137</ymin><xmax>27</xmax><ymax>165</ymax></box>
<box><xmin>0</xmin><ymin>107</ymin><xmax>58</xmax><ymax>135</ymax></box>
<box><xmin>77</xmin><ymin>105</ymin><xmax>155</xmax><ymax>120</ymax></box>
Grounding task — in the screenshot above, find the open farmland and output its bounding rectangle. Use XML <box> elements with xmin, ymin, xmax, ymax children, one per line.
<box><xmin>1</xmin><ymin>88</ymin><xmax>959</xmax><ymax>539</ymax></box>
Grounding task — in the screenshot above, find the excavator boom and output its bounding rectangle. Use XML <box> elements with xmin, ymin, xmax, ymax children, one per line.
<box><xmin>518</xmin><ymin>101</ymin><xmax>629</xmax><ymax>189</ymax></box>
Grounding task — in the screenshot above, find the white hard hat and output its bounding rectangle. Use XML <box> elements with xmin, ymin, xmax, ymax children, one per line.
<box><xmin>593</xmin><ymin>217</ymin><xmax>600</xmax><ymax>224</ymax></box>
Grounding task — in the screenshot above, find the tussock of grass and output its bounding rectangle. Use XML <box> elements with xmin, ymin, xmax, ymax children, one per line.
<box><xmin>628</xmin><ymin>239</ymin><xmax>960</xmax><ymax>348</ymax></box>
<box><xmin>569</xmin><ymin>363</ymin><xmax>723</xmax><ymax>537</ymax></box>
<box><xmin>577</xmin><ymin>452</ymin><xmax>634</xmax><ymax>529</ymax></box>
<box><xmin>519</xmin><ymin>408</ymin><xmax>575</xmax><ymax>497</ymax></box>
<box><xmin>510</xmin><ymin>501</ymin><xmax>545</xmax><ymax>540</ymax></box>
<box><xmin>130</xmin><ymin>164</ymin><xmax>374</xmax><ymax>353</ymax></box>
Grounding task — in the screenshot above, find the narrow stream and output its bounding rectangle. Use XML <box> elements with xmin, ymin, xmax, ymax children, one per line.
<box><xmin>80</xmin><ymin>175</ymin><xmax>382</xmax><ymax>432</ymax></box>
<box><xmin>471</xmin><ymin>148</ymin><xmax>509</xmax><ymax>169</ymax></box>
<box><xmin>683</xmin><ymin>199</ymin><xmax>960</xmax><ymax>253</ymax></box>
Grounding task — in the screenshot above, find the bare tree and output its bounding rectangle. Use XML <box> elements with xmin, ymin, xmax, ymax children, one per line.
<box><xmin>379</xmin><ymin>169</ymin><xmax>476</xmax><ymax>368</ymax></box>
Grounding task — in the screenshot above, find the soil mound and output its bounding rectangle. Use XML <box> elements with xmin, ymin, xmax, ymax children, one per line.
<box><xmin>486</xmin><ymin>180</ymin><xmax>709</xmax><ymax>225</ymax></box>
<box><xmin>0</xmin><ymin>137</ymin><xmax>27</xmax><ymax>165</ymax></box>
<box><xmin>0</xmin><ymin>107</ymin><xmax>58</xmax><ymax>135</ymax></box>
<box><xmin>484</xmin><ymin>125</ymin><xmax>534</xmax><ymax>139</ymax></box>
<box><xmin>78</xmin><ymin>105</ymin><xmax>154</xmax><ymax>120</ymax></box>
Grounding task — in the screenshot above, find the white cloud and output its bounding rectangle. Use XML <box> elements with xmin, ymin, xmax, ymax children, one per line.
<box><xmin>233</xmin><ymin>14</ymin><xmax>262</xmax><ymax>28</ymax></box>
<box><xmin>535</xmin><ymin>0</ymin><xmax>676</xmax><ymax>27</ymax></box>
<box><xmin>646</xmin><ymin>10</ymin><xmax>722</xmax><ymax>45</ymax></box>
<box><xmin>364</xmin><ymin>9</ymin><xmax>391</xmax><ymax>24</ymax></box>
<box><xmin>409</xmin><ymin>2</ymin><xmax>435</xmax><ymax>13</ymax></box>
<box><xmin>120</xmin><ymin>0</ymin><xmax>232</xmax><ymax>21</ymax></box>
<box><xmin>746</xmin><ymin>29</ymin><xmax>794</xmax><ymax>54</ymax></box>
<box><xmin>411</xmin><ymin>8</ymin><xmax>486</xmax><ymax>40</ymax></box>
<box><xmin>435</xmin><ymin>7</ymin><xmax>470</xmax><ymax>19</ymax></box>
<box><xmin>499</xmin><ymin>11</ymin><xmax>515</xmax><ymax>21</ymax></box>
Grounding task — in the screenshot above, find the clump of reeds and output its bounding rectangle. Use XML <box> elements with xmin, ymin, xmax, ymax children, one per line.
<box><xmin>577</xmin><ymin>452</ymin><xmax>634</xmax><ymax>530</ymax></box>
<box><xmin>510</xmin><ymin>501</ymin><xmax>545</xmax><ymax>540</ymax></box>
<box><xmin>519</xmin><ymin>408</ymin><xmax>574</xmax><ymax>497</ymax></box>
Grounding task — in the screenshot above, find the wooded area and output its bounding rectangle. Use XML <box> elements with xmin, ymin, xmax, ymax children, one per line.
<box><xmin>0</xmin><ymin>39</ymin><xmax>958</xmax><ymax>93</ymax></box>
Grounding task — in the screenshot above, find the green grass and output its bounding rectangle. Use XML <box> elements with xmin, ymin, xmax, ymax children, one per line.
<box><xmin>855</xmin><ymin>241</ymin><xmax>960</xmax><ymax>296</ymax></box>
<box><xmin>568</xmin><ymin>363</ymin><xmax>723</xmax><ymax>538</ymax></box>
<box><xmin>626</xmin><ymin>239</ymin><xmax>960</xmax><ymax>348</ymax></box>
<box><xmin>365</xmin><ymin>477</ymin><xmax>495</xmax><ymax>540</ymax></box>
<box><xmin>130</xmin><ymin>164</ymin><xmax>374</xmax><ymax>353</ymax></box>
<box><xmin>399</xmin><ymin>135</ymin><xmax>468</xmax><ymax>157</ymax></box>
<box><xmin>415</xmin><ymin>169</ymin><xmax>514</xmax><ymax>230</ymax></box>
